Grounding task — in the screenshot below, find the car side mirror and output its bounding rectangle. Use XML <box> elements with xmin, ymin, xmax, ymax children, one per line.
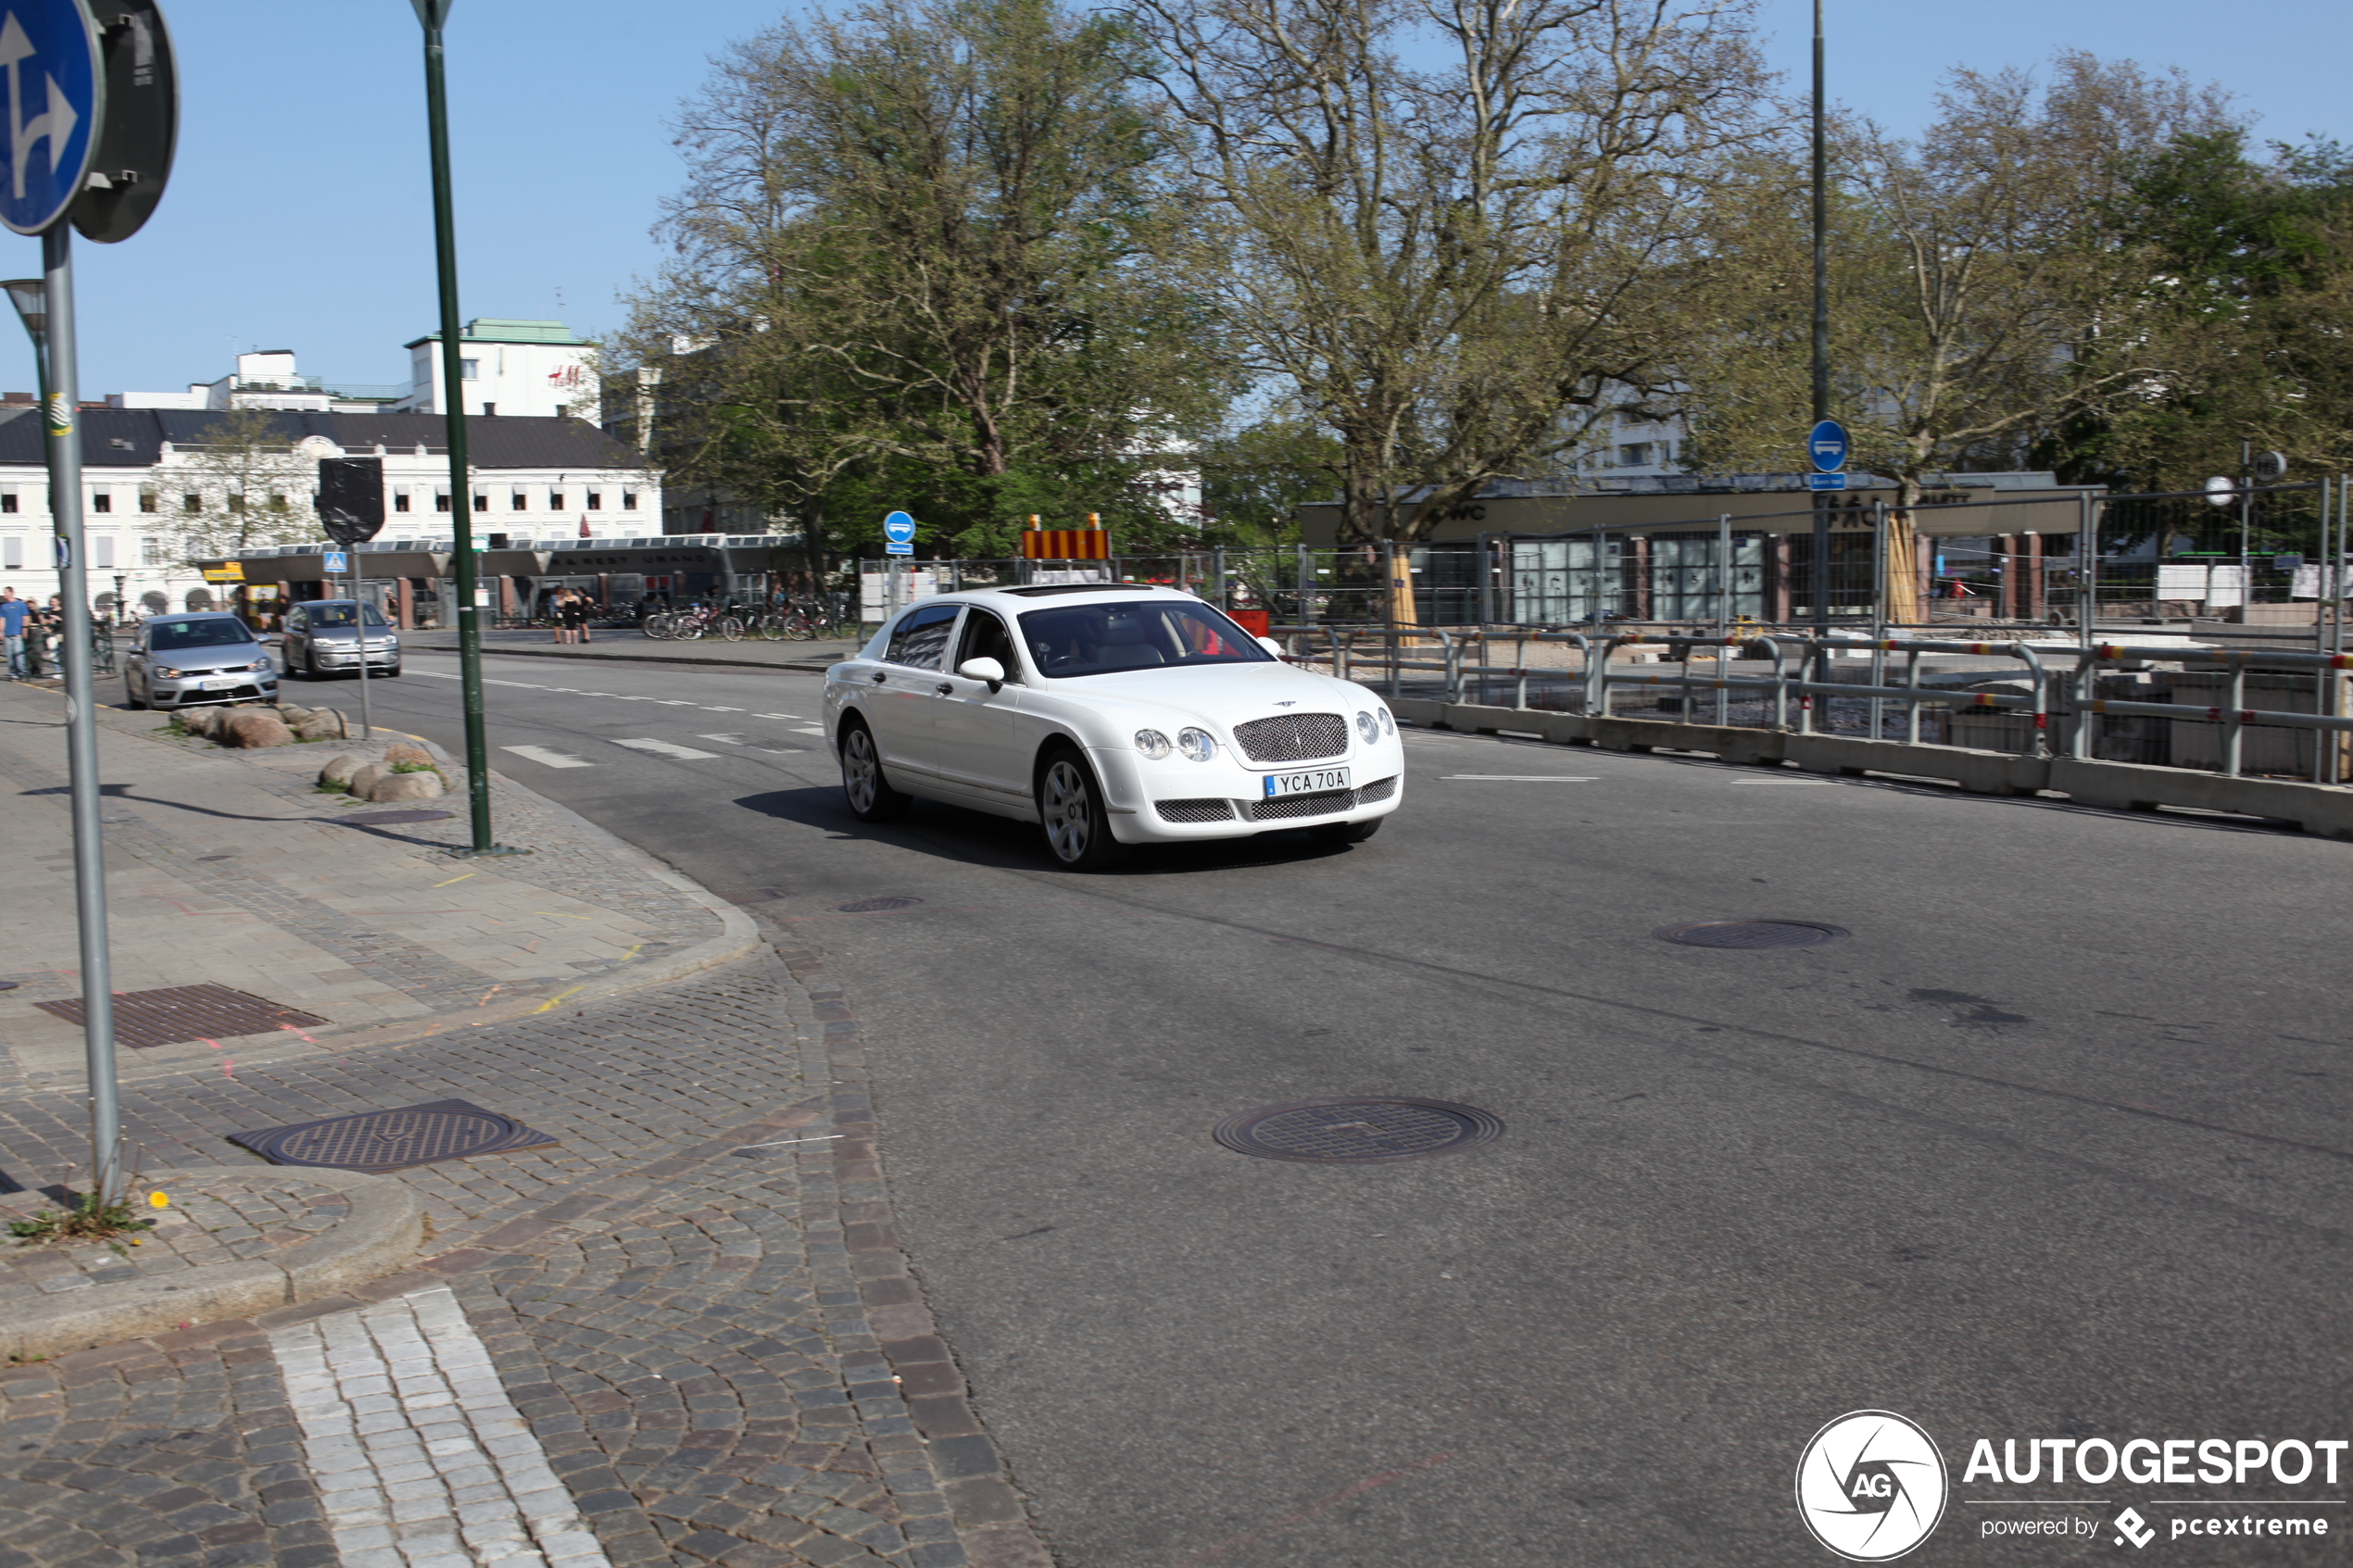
<box><xmin>1256</xmin><ymin>636</ymin><xmax>1286</xmax><ymax>658</ymax></box>
<box><xmin>957</xmin><ymin>656</ymin><xmax>1006</xmax><ymax>692</ymax></box>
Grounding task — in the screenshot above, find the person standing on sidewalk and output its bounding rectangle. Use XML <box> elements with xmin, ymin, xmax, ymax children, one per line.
<box><xmin>0</xmin><ymin>588</ymin><xmax>26</xmax><ymax>679</ymax></box>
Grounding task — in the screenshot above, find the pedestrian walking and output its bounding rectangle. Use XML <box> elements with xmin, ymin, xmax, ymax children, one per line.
<box><xmin>0</xmin><ymin>588</ymin><xmax>27</xmax><ymax>680</ymax></box>
<box><xmin>550</xmin><ymin>587</ymin><xmax>572</xmax><ymax>645</ymax></box>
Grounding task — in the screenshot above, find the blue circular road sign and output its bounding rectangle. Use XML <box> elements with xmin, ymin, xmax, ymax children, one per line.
<box><xmin>882</xmin><ymin>509</ymin><xmax>916</xmax><ymax>546</ymax></box>
<box><xmin>0</xmin><ymin>0</ymin><xmax>103</xmax><ymax>237</ymax></box>
<box><xmin>1807</xmin><ymin>419</ymin><xmax>1849</xmax><ymax>474</ymax></box>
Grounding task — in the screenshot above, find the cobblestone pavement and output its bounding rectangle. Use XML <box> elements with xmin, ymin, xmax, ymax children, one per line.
<box><xmin>0</xmin><ymin>1175</ymin><xmax>349</xmax><ymax>1305</ymax></box>
<box><xmin>0</xmin><ymin>946</ymin><xmax>1052</xmax><ymax>1568</ymax></box>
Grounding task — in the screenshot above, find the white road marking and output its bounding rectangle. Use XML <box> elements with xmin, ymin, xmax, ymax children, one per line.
<box><xmin>270</xmin><ymin>1287</ymin><xmax>612</xmax><ymax>1568</ymax></box>
<box><xmin>610</xmin><ymin>737</ymin><xmax>723</xmax><ymax>759</ymax></box>
<box><xmin>701</xmin><ymin>734</ymin><xmax>808</xmax><ymax>756</ymax></box>
<box><xmin>501</xmin><ymin>745</ymin><xmax>596</xmax><ymax>769</ymax></box>
<box><xmin>753</xmin><ymin>713</ymin><xmax>802</xmax><ymax>721</ymax></box>
<box><xmin>792</xmin><ymin>726</ymin><xmax>827</xmax><ymax>735</ymax></box>
<box><xmin>698</xmin><ymin>734</ymin><xmax>746</xmax><ymax>744</ymax></box>
<box><xmin>1441</xmin><ymin>774</ymin><xmax>1600</xmax><ymax>782</ymax></box>
<box><xmin>411</xmin><ymin>670</ymin><xmax>459</xmax><ymax>680</ymax></box>
<box><xmin>1734</xmin><ymin>778</ymin><xmax>1838</xmax><ymax>785</ymax></box>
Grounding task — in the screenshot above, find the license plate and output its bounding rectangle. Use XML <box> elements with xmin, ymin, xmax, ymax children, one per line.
<box><xmin>1264</xmin><ymin>766</ymin><xmax>1351</xmax><ymax>798</ymax></box>
<box><xmin>204</xmin><ymin>676</ymin><xmax>240</xmax><ymax>688</ymax></box>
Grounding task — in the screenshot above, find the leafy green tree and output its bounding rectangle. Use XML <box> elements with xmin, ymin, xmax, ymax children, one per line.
<box><xmin>620</xmin><ymin>0</ymin><xmax>1234</xmax><ymax>562</ymax></box>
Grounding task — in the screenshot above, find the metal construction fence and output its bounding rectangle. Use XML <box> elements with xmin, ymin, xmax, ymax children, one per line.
<box><xmin>1267</xmin><ymin>624</ymin><xmax>2353</xmax><ymax>786</ymax></box>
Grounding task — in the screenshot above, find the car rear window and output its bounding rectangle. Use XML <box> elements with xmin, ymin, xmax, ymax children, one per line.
<box><xmin>1018</xmin><ymin>601</ymin><xmax>1273</xmax><ymax>678</ymax></box>
<box><xmin>150</xmin><ymin>620</ymin><xmax>257</xmax><ymax>650</ymax></box>
<box><xmin>305</xmin><ymin>604</ymin><xmax>387</xmax><ymax>628</ymax></box>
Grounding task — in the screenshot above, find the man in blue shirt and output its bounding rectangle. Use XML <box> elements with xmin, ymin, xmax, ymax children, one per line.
<box><xmin>0</xmin><ymin>589</ymin><xmax>27</xmax><ymax>679</ymax></box>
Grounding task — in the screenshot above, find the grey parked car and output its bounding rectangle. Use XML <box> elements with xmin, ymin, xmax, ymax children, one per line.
<box><xmin>283</xmin><ymin>598</ymin><xmax>401</xmax><ymax>680</ymax></box>
<box><xmin>122</xmin><ymin>612</ymin><xmax>280</xmax><ymax>710</ymax></box>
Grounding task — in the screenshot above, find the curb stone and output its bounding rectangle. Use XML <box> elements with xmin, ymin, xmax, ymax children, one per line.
<box><xmin>0</xmin><ymin>1167</ymin><xmax>422</xmax><ymax>1363</ymax></box>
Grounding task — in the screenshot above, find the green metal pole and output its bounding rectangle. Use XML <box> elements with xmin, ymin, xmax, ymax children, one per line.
<box><xmin>419</xmin><ymin>5</ymin><xmax>518</xmax><ymax>857</ymax></box>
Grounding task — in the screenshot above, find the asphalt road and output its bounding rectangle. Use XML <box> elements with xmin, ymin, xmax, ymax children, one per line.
<box><xmin>258</xmin><ymin>648</ymin><xmax>2352</xmax><ymax>1567</ymax></box>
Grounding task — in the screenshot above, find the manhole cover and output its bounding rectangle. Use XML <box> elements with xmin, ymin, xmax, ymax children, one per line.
<box><xmin>36</xmin><ymin>984</ymin><xmax>329</xmax><ymax>1049</ymax></box>
<box><xmin>834</xmin><ymin>897</ymin><xmax>921</xmax><ymax>913</ymax></box>
<box><xmin>230</xmin><ymin>1098</ymin><xmax>557</xmax><ymax>1173</ymax></box>
<box><xmin>342</xmin><ymin>809</ymin><xmax>453</xmax><ymax>825</ymax></box>
<box><xmin>1653</xmin><ymin>920</ymin><xmax>1851</xmax><ymax>949</ymax></box>
<box><xmin>718</xmin><ymin>887</ymin><xmax>789</xmax><ymax>906</ymax></box>
<box><xmin>1213</xmin><ymin>1098</ymin><xmax>1504</xmax><ymax>1163</ymax></box>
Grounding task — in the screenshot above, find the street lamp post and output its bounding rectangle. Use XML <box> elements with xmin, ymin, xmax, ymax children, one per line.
<box><xmin>411</xmin><ymin>0</ymin><xmax>519</xmax><ymax>858</ymax></box>
<box><xmin>6</xmin><ymin>252</ymin><xmax>127</xmax><ymax>1207</ymax></box>
<box><xmin>1809</xmin><ymin>0</ymin><xmax>1831</xmax><ymax>633</ymax></box>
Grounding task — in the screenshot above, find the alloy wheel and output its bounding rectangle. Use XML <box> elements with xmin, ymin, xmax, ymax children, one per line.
<box><xmin>1041</xmin><ymin>759</ymin><xmax>1092</xmax><ymax>863</ymax></box>
<box><xmin>844</xmin><ymin>728</ymin><xmax>880</xmax><ymax>813</ymax></box>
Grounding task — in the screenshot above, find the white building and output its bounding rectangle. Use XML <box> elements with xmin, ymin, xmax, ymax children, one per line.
<box><xmin>0</xmin><ymin>407</ymin><xmax>660</xmax><ymax>617</ymax></box>
<box><xmin>394</xmin><ymin>319</ymin><xmax>600</xmax><ymax>421</ymax></box>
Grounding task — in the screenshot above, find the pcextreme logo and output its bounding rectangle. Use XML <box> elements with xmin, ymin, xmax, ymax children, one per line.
<box><xmin>1796</xmin><ymin>1411</ymin><xmax>1950</xmax><ymax>1562</ymax></box>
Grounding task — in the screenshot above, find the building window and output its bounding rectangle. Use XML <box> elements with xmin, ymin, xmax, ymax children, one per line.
<box><xmin>93</xmin><ymin>534</ymin><xmax>114</xmax><ymax>568</ymax></box>
<box><xmin>472</xmin><ymin>494</ymin><xmax>488</xmax><ymax>512</ymax></box>
<box><xmin>622</xmin><ymin>490</ymin><xmax>638</xmax><ymax>510</ymax></box>
<box><xmin>142</xmin><ymin>536</ymin><xmax>162</xmax><ymax>565</ymax></box>
<box><xmin>435</xmin><ymin>493</ymin><xmax>452</xmax><ymax>512</ymax></box>
<box><xmin>91</xmin><ymin>492</ymin><xmax>111</xmax><ymax>513</ymax></box>
<box><xmin>1617</xmin><ymin>443</ymin><xmax>1653</xmax><ymax>468</ymax></box>
<box><xmin>268</xmin><ymin>493</ymin><xmax>289</xmax><ymax>512</ymax></box>
<box><xmin>585</xmin><ymin>491</ymin><xmax>602</xmax><ymax>510</ymax></box>
<box><xmin>1</xmin><ymin>537</ymin><xmax>18</xmax><ymax>569</ymax></box>
<box><xmin>139</xmin><ymin>489</ymin><xmax>157</xmax><ymax>512</ymax></box>
<box><xmin>510</xmin><ymin>491</ymin><xmax>528</xmax><ymax>511</ymax></box>
<box><xmin>460</xmin><ymin>358</ymin><xmax>480</xmax><ymax>380</ymax></box>
<box><xmin>394</xmin><ymin>490</ymin><xmax>411</xmax><ymax>512</ymax></box>
<box><xmin>0</xmin><ymin>493</ymin><xmax>15</xmax><ymax>514</ymax></box>
<box><xmin>548</xmin><ymin>492</ymin><xmax>564</xmax><ymax>511</ymax></box>
<box><xmin>183</xmin><ymin>493</ymin><xmax>200</xmax><ymax>513</ymax></box>
<box><xmin>227</xmin><ymin>495</ymin><xmax>245</xmax><ymax>513</ymax></box>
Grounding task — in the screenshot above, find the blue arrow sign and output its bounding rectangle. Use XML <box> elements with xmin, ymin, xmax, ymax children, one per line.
<box><xmin>323</xmin><ymin>550</ymin><xmax>348</xmax><ymax>573</ymax></box>
<box><xmin>1807</xmin><ymin>419</ymin><xmax>1849</xmax><ymax>474</ymax></box>
<box><xmin>0</xmin><ymin>0</ymin><xmax>101</xmax><ymax>237</ymax></box>
<box><xmin>881</xmin><ymin>509</ymin><xmax>916</xmax><ymax>546</ymax></box>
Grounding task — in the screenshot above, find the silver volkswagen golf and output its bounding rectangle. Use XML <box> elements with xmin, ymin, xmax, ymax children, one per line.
<box><xmin>122</xmin><ymin>612</ymin><xmax>281</xmax><ymax>710</ymax></box>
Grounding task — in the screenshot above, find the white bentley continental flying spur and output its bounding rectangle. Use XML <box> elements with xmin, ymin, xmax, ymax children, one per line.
<box><xmin>823</xmin><ymin>585</ymin><xmax>1403</xmax><ymax>868</ymax></box>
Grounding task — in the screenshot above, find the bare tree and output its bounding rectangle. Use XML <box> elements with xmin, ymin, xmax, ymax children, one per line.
<box><xmin>1131</xmin><ymin>0</ymin><xmax>1769</xmax><ymax>546</ymax></box>
<box><xmin>163</xmin><ymin>408</ymin><xmax>321</xmax><ymax>566</ymax></box>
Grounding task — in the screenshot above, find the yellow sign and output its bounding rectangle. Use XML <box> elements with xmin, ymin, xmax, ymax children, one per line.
<box><xmin>201</xmin><ymin>563</ymin><xmax>245</xmax><ymax>583</ymax></box>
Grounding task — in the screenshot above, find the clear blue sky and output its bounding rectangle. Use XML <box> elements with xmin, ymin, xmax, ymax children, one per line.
<box><xmin>22</xmin><ymin>0</ymin><xmax>2348</xmax><ymax>402</ymax></box>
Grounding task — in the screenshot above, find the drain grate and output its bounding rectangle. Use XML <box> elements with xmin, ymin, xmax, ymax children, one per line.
<box><xmin>341</xmin><ymin>809</ymin><xmax>454</xmax><ymax>826</ymax></box>
<box><xmin>834</xmin><ymin>897</ymin><xmax>921</xmax><ymax>913</ymax></box>
<box><xmin>36</xmin><ymin>984</ymin><xmax>329</xmax><ymax>1049</ymax></box>
<box><xmin>1654</xmin><ymin>920</ymin><xmax>1851</xmax><ymax>949</ymax></box>
<box><xmin>717</xmin><ymin>887</ymin><xmax>789</xmax><ymax>906</ymax></box>
<box><xmin>1214</xmin><ymin>1098</ymin><xmax>1504</xmax><ymax>1163</ymax></box>
<box><xmin>230</xmin><ymin>1098</ymin><xmax>557</xmax><ymax>1173</ymax></box>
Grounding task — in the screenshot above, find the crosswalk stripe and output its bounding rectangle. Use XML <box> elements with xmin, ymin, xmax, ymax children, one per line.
<box><xmin>501</xmin><ymin>745</ymin><xmax>595</xmax><ymax>769</ymax></box>
<box><xmin>610</xmin><ymin>737</ymin><xmax>722</xmax><ymax>760</ymax></box>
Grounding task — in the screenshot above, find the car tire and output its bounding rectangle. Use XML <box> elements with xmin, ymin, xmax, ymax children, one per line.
<box><xmin>1310</xmin><ymin>818</ymin><xmax>1381</xmax><ymax>845</ymax></box>
<box><xmin>383</xmin><ymin>664</ymin><xmax>401</xmax><ymax>679</ymax></box>
<box><xmin>122</xmin><ymin>678</ymin><xmax>143</xmax><ymax>709</ymax></box>
<box><xmin>1037</xmin><ymin>747</ymin><xmax>1128</xmax><ymax>871</ymax></box>
<box><xmin>305</xmin><ymin>650</ymin><xmax>322</xmax><ymax>680</ymax></box>
<box><xmin>839</xmin><ymin>719</ymin><xmax>912</xmax><ymax>822</ymax></box>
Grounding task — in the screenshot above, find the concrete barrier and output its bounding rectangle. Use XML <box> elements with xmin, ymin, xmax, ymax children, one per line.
<box><xmin>1395</xmin><ymin>696</ymin><xmax>2353</xmax><ymax>835</ymax></box>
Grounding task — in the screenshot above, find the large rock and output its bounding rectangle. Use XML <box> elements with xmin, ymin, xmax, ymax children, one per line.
<box><xmin>179</xmin><ymin>707</ymin><xmax>224</xmax><ymax>739</ymax></box>
<box><xmin>383</xmin><ymin>742</ymin><xmax>434</xmax><ymax>769</ymax></box>
<box><xmin>345</xmin><ymin>761</ymin><xmax>387</xmax><ymax>797</ymax></box>
<box><xmin>318</xmin><ymin>752</ymin><xmax>367</xmax><ymax>788</ymax></box>
<box><xmin>366</xmin><ymin>769</ymin><xmax>446</xmax><ymax>802</ymax></box>
<box><xmin>292</xmin><ymin>709</ymin><xmax>347</xmax><ymax>741</ymax></box>
<box><xmin>221</xmin><ymin>709</ymin><xmax>292</xmax><ymax>748</ymax></box>
<box><xmin>276</xmin><ymin>704</ymin><xmax>315</xmax><ymax>725</ymax></box>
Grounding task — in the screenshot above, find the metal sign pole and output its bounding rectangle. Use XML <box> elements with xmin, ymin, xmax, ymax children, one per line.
<box><xmin>42</xmin><ymin>226</ymin><xmax>124</xmax><ymax>1206</ymax></box>
<box><xmin>351</xmin><ymin>550</ymin><xmax>372</xmax><ymax>740</ymax></box>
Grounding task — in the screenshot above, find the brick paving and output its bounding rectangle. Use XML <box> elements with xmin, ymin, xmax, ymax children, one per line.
<box><xmin>0</xmin><ymin>947</ymin><xmax>1052</xmax><ymax>1568</ymax></box>
<box><xmin>0</xmin><ymin>1175</ymin><xmax>349</xmax><ymax>1305</ymax></box>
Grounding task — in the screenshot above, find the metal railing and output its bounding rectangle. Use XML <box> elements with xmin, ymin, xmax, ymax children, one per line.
<box><xmin>1272</xmin><ymin>624</ymin><xmax>2353</xmax><ymax>785</ymax></box>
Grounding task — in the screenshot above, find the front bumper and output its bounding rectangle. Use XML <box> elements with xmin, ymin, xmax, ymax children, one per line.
<box><xmin>1089</xmin><ymin>743</ymin><xmax>1406</xmax><ymax>844</ymax></box>
<box><xmin>152</xmin><ymin>670</ymin><xmax>279</xmax><ymax>708</ymax></box>
<box><xmin>312</xmin><ymin>644</ymin><xmax>399</xmax><ymax>670</ymax></box>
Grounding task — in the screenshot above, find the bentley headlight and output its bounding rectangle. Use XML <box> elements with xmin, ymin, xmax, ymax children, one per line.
<box><xmin>1178</xmin><ymin>727</ymin><xmax>1217</xmax><ymax>762</ymax></box>
<box><xmin>1378</xmin><ymin>708</ymin><xmax>1394</xmax><ymax>734</ymax></box>
<box><xmin>1134</xmin><ymin>729</ymin><xmax>1172</xmax><ymax>759</ymax></box>
<box><xmin>1355</xmin><ymin>710</ymin><xmax>1378</xmax><ymax>745</ymax></box>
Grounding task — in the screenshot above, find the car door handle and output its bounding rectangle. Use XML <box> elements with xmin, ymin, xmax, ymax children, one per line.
<box><xmin>935</xmin><ymin>683</ymin><xmax>953</xmax><ymax>696</ymax></box>
<box><xmin>870</xmin><ymin>671</ymin><xmax>887</xmax><ymax>684</ymax></box>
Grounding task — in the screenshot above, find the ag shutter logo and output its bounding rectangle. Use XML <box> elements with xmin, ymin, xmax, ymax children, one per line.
<box><xmin>1796</xmin><ymin>1411</ymin><xmax>1950</xmax><ymax>1561</ymax></box>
